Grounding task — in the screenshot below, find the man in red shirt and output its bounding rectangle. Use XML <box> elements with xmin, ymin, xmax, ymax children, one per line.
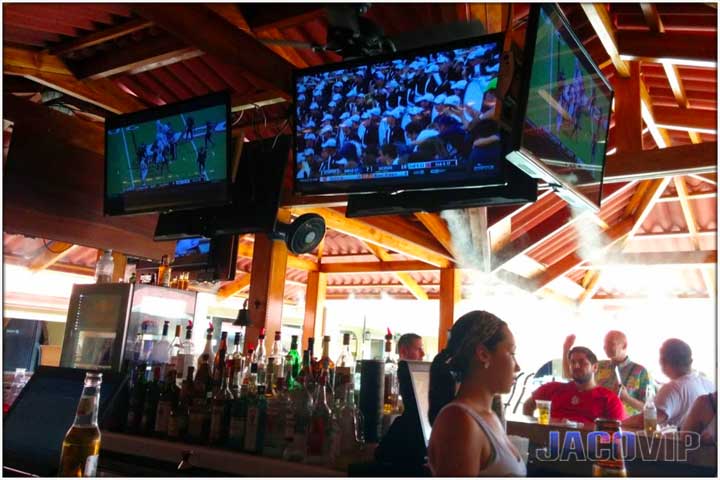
<box><xmin>523</xmin><ymin>347</ymin><xmax>625</xmax><ymax>426</ymax></box>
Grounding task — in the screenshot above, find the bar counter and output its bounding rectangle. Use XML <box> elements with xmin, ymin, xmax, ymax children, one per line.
<box><xmin>101</xmin><ymin>431</ymin><xmax>346</xmax><ymax>477</ymax></box>
<box><xmin>506</xmin><ymin>414</ymin><xmax>717</xmax><ymax>477</ymax></box>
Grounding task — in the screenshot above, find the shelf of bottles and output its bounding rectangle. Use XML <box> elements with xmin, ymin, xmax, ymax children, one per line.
<box><xmin>117</xmin><ymin>325</ymin><xmax>377</xmax><ymax>473</ymax></box>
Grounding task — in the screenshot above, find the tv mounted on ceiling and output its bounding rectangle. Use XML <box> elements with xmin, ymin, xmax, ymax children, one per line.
<box><xmin>104</xmin><ymin>91</ymin><xmax>232</xmax><ymax>216</ymax></box>
<box><xmin>292</xmin><ymin>32</ymin><xmax>510</xmax><ymax>196</ymax></box>
<box><xmin>505</xmin><ymin>3</ymin><xmax>613</xmax><ymax>212</ymax></box>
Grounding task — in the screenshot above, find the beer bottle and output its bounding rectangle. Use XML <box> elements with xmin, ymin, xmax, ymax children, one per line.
<box><xmin>592</xmin><ymin>418</ymin><xmax>627</xmax><ymax>477</ymax></box>
<box><xmin>643</xmin><ymin>385</ymin><xmax>657</xmax><ymax>436</ymax></box>
<box><xmin>58</xmin><ymin>372</ymin><xmax>102</xmax><ymax>477</ymax></box>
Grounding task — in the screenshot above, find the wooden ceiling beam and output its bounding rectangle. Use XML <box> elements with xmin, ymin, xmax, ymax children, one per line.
<box><xmin>67</xmin><ymin>35</ymin><xmax>203</xmax><ymax>80</ymax></box>
<box><xmin>362</xmin><ymin>242</ymin><xmax>429</xmax><ymax>301</ymax></box>
<box><xmin>319</xmin><ymin>260</ymin><xmax>437</xmax><ymax>274</ymax></box>
<box><xmin>651</xmin><ymin>106</ymin><xmax>716</xmax><ymax>133</ymax></box>
<box><xmin>134</xmin><ymin>4</ymin><xmax>292</xmax><ymax>97</ymax></box>
<box><xmin>217</xmin><ymin>273</ymin><xmax>251</xmax><ymax>299</ymax></box>
<box><xmin>413</xmin><ymin>212</ymin><xmax>458</xmax><ymax>259</ymax></box>
<box><xmin>47</xmin><ymin>18</ymin><xmax>154</xmax><ymax>56</ymax></box>
<box><xmin>3</xmin><ymin>46</ymin><xmax>145</xmax><ymax>114</ymax></box>
<box><xmin>590</xmin><ymin>251</ymin><xmax>717</xmax><ymax>269</ymax></box>
<box><xmin>640</xmin><ymin>4</ymin><xmax>664</xmax><ymax>33</ymax></box>
<box><xmin>616</xmin><ymin>30</ymin><xmax>717</xmax><ymax>67</ymax></box>
<box><xmin>241</xmin><ymin>4</ymin><xmax>324</xmax><ymax>32</ymax></box>
<box><xmin>604</xmin><ymin>141</ymin><xmax>717</xmax><ymax>183</ymax></box>
<box><xmin>581</xmin><ymin>4</ymin><xmax>630</xmax><ymax>77</ymax></box>
<box><xmin>287</xmin><ymin>206</ymin><xmax>452</xmax><ymax>268</ymax></box>
<box><xmin>236</xmin><ymin>240</ymin><xmax>318</xmax><ymax>271</ymax></box>
<box><xmin>674</xmin><ymin>177</ymin><xmax>702</xmax><ymax>250</ymax></box>
<box><xmin>625</xmin><ymin>177</ymin><xmax>673</xmax><ymax>242</ymax></box>
<box><xmin>3</xmin><ymin>93</ymin><xmax>104</xmax><ymax>155</ymax></box>
<box><xmin>27</xmin><ymin>241</ymin><xmax>79</xmax><ymax>272</ymax></box>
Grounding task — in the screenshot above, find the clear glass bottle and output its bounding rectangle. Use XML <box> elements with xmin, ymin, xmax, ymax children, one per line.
<box><xmin>263</xmin><ymin>374</ymin><xmax>292</xmax><ymax>458</ymax></box>
<box><xmin>150</xmin><ymin>321</ymin><xmax>171</xmax><ymax>366</ymax></box>
<box><xmin>139</xmin><ymin>323</ymin><xmax>154</xmax><ymax>362</ymax></box>
<box><xmin>643</xmin><ymin>385</ymin><xmax>657</xmax><ymax>436</ymax></box>
<box><xmin>269</xmin><ymin>331</ymin><xmax>285</xmax><ymax>390</ymax></box>
<box><xmin>208</xmin><ymin>369</ymin><xmax>232</xmax><ymax>445</ymax></box>
<box><xmin>306</xmin><ymin>371</ymin><xmax>335</xmax><ymax>464</ymax></box>
<box><xmin>335</xmin><ymin>333</ymin><xmax>355</xmax><ymax>399</ymax></box>
<box><xmin>212</xmin><ymin>331</ymin><xmax>229</xmax><ymax>392</ymax></box>
<box><xmin>94</xmin><ymin>250</ymin><xmax>114</xmax><ymax>284</ymax></box>
<box><xmin>230</xmin><ymin>332</ymin><xmax>244</xmax><ymax>395</ymax></box>
<box><xmin>254</xmin><ymin>329</ymin><xmax>268</xmax><ymax>387</ymax></box>
<box><xmin>179</xmin><ymin>324</ymin><xmax>195</xmax><ymax>381</ymax></box>
<box><xmin>169</xmin><ymin>324</ymin><xmax>182</xmax><ymax>371</ymax></box>
<box><xmin>284</xmin><ymin>350</ymin><xmax>314</xmax><ymax>463</ymax></box>
<box><xmin>383</xmin><ymin>330</ymin><xmax>399</xmax><ymax>414</ymax></box>
<box><xmin>244</xmin><ymin>384</ymin><xmax>267</xmax><ymax>454</ymax></box>
<box><xmin>227</xmin><ymin>381</ymin><xmax>249</xmax><ymax>451</ymax></box>
<box><xmin>195</xmin><ymin>328</ymin><xmax>213</xmax><ymax>398</ymax></box>
<box><xmin>320</xmin><ymin>335</ymin><xmax>336</xmax><ymax>396</ymax></box>
<box><xmin>58</xmin><ymin>372</ymin><xmax>102</xmax><ymax>477</ymax></box>
<box><xmin>336</xmin><ymin>379</ymin><xmax>363</xmax><ymax>469</ymax></box>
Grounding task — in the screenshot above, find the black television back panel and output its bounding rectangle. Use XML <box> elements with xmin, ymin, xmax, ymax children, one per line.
<box><xmin>154</xmin><ymin>135</ymin><xmax>290</xmax><ymax>240</ymax></box>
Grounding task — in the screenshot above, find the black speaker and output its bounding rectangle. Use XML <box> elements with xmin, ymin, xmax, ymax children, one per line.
<box><xmin>274</xmin><ymin>213</ymin><xmax>326</xmax><ymax>255</ymax></box>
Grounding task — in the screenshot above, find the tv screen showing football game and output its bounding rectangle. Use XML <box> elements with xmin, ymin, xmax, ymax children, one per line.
<box><xmin>294</xmin><ymin>33</ymin><xmax>508</xmax><ymax>195</ymax></box>
<box><xmin>520</xmin><ymin>4</ymin><xmax>612</xmax><ymax>208</ymax></box>
<box><xmin>105</xmin><ymin>92</ymin><xmax>231</xmax><ymax>215</ymax></box>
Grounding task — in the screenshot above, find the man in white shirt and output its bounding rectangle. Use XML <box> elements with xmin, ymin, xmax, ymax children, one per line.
<box><xmin>624</xmin><ymin>339</ymin><xmax>714</xmax><ymax>428</ymax></box>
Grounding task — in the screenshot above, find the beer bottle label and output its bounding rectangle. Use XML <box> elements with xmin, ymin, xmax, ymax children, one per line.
<box><xmin>83</xmin><ymin>455</ymin><xmax>99</xmax><ymax>477</ymax></box>
<box><xmin>155</xmin><ymin>401</ymin><xmax>171</xmax><ymax>434</ymax></box>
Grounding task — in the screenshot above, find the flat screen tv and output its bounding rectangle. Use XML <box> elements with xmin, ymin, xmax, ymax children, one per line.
<box><xmin>506</xmin><ymin>4</ymin><xmax>613</xmax><ymax>211</ymax></box>
<box><xmin>293</xmin><ymin>32</ymin><xmax>509</xmax><ymax>195</ymax></box>
<box><xmin>154</xmin><ymin>135</ymin><xmax>289</xmax><ymax>240</ymax></box>
<box><xmin>105</xmin><ymin>91</ymin><xmax>232</xmax><ymax>215</ymax></box>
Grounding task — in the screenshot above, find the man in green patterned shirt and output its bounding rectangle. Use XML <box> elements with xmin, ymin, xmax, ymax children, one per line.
<box><xmin>563</xmin><ymin>331</ymin><xmax>653</xmax><ymax>416</ymax></box>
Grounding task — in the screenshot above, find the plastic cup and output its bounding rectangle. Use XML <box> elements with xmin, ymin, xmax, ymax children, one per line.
<box><xmin>536</xmin><ymin>399</ymin><xmax>551</xmax><ymax>425</ymax></box>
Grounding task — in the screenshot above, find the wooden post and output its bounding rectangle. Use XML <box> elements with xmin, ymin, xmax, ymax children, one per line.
<box><xmin>111</xmin><ymin>252</ymin><xmax>127</xmax><ymax>282</ymax></box>
<box><xmin>244</xmin><ymin>233</ymin><xmax>288</xmax><ymax>353</ymax></box>
<box><xmin>612</xmin><ymin>61</ymin><xmax>642</xmax><ymax>151</ymax></box>
<box><xmin>303</xmin><ymin>271</ymin><xmax>327</xmax><ymax>351</ymax></box>
<box><xmin>439</xmin><ymin>268</ymin><xmax>461</xmax><ymax>350</ymax></box>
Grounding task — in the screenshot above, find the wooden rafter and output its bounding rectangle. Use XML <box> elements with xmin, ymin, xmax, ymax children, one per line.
<box><xmin>625</xmin><ymin>177</ymin><xmax>673</xmax><ymax>243</ymax></box>
<box><xmin>47</xmin><ymin>19</ymin><xmax>154</xmax><ymax>56</ymax></box>
<box><xmin>3</xmin><ymin>46</ymin><xmax>145</xmax><ymax>114</ymax></box>
<box><xmin>362</xmin><ymin>242</ymin><xmax>429</xmax><ymax>301</ymax></box>
<box><xmin>652</xmin><ymin>107</ymin><xmax>716</xmax><ymax>133</ymax></box>
<box><xmin>133</xmin><ymin>4</ymin><xmax>293</xmax><ymax>97</ymax></box>
<box><xmin>320</xmin><ymin>260</ymin><xmax>435</xmax><ymax>274</ymax></box>
<box><xmin>287</xmin><ymin>207</ymin><xmax>453</xmax><ymax>268</ymax></box>
<box><xmin>605</xmin><ymin>142</ymin><xmax>717</xmax><ymax>183</ymax></box>
<box><xmin>217</xmin><ymin>273</ymin><xmax>252</xmax><ymax>299</ymax></box>
<box><xmin>241</xmin><ymin>4</ymin><xmax>324</xmax><ymax>32</ymax></box>
<box><xmin>27</xmin><ymin>241</ymin><xmax>78</xmax><ymax>272</ymax></box>
<box><xmin>413</xmin><ymin>212</ymin><xmax>458</xmax><ymax>259</ymax></box>
<box><xmin>640</xmin><ymin>4</ymin><xmax>665</xmax><ymax>33</ymax></box>
<box><xmin>236</xmin><ymin>239</ymin><xmax>318</xmax><ymax>271</ymax></box>
<box><xmin>581</xmin><ymin>4</ymin><xmax>630</xmax><ymax>77</ymax></box>
<box><xmin>616</xmin><ymin>30</ymin><xmax>717</xmax><ymax>67</ymax></box>
<box><xmin>587</xmin><ymin>251</ymin><xmax>718</xmax><ymax>269</ymax></box>
<box><xmin>577</xmin><ymin>270</ymin><xmax>602</xmax><ymax>305</ymax></box>
<box><xmin>355</xmin><ymin>212</ymin><xmax>454</xmax><ymax>259</ymax></box>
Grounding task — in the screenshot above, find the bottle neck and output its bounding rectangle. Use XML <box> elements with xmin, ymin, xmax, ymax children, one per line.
<box><xmin>203</xmin><ymin>334</ymin><xmax>213</xmax><ymax>354</ymax></box>
<box><xmin>73</xmin><ymin>382</ymin><xmax>101</xmax><ymax>426</ymax></box>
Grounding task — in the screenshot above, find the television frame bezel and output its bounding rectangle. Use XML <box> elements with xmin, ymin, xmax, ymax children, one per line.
<box><xmin>104</xmin><ymin>90</ymin><xmax>233</xmax><ymax>216</ymax></box>
<box><xmin>292</xmin><ymin>31</ymin><xmax>509</xmax><ymax>196</ymax></box>
<box><xmin>508</xmin><ymin>3</ymin><xmax>614</xmax><ymax>211</ymax></box>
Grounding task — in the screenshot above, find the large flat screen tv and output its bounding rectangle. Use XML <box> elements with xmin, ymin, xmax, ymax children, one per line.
<box><xmin>506</xmin><ymin>4</ymin><xmax>613</xmax><ymax>212</ymax></box>
<box><xmin>293</xmin><ymin>33</ymin><xmax>509</xmax><ymax>195</ymax></box>
<box><xmin>105</xmin><ymin>91</ymin><xmax>231</xmax><ymax>215</ymax></box>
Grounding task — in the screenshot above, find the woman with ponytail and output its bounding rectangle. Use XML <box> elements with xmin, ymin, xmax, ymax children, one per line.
<box><xmin>427</xmin><ymin>311</ymin><xmax>525</xmax><ymax>476</ymax></box>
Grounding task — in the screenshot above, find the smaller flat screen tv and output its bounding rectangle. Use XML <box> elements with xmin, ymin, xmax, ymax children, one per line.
<box><xmin>105</xmin><ymin>91</ymin><xmax>231</xmax><ymax>215</ymax></box>
<box><xmin>506</xmin><ymin>4</ymin><xmax>613</xmax><ymax>211</ymax></box>
<box><xmin>172</xmin><ymin>237</ymin><xmax>212</xmax><ymax>268</ymax></box>
<box><xmin>293</xmin><ymin>33</ymin><xmax>508</xmax><ymax>195</ymax></box>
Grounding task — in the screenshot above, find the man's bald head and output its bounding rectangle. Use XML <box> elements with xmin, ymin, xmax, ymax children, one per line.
<box><xmin>604</xmin><ymin>330</ymin><xmax>628</xmax><ymax>363</ymax></box>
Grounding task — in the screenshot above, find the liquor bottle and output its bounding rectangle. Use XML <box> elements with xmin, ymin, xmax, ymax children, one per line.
<box><xmin>283</xmin><ymin>351</ymin><xmax>314</xmax><ymax>463</ymax></box>
<box><xmin>242</xmin><ymin>347</ymin><xmax>254</xmax><ymax>384</ymax></box>
<box><xmin>195</xmin><ymin>328</ymin><xmax>213</xmax><ymax>398</ymax></box>
<box><xmin>306</xmin><ymin>371</ymin><xmax>336</xmax><ymax>464</ymax></box>
<box><xmin>154</xmin><ymin>368</ymin><xmax>179</xmax><ymax>438</ymax></box>
<box><xmin>287</xmin><ymin>335</ymin><xmax>301</xmax><ymax>389</ymax></box>
<box><xmin>269</xmin><ymin>331</ymin><xmax>285</xmax><ymax>390</ymax></box>
<box><xmin>58</xmin><ymin>372</ymin><xmax>103</xmax><ymax>477</ymax></box>
<box><xmin>168</xmin><ymin>366</ymin><xmax>193</xmax><ymax>441</ymax></box>
<box><xmin>383</xmin><ymin>329</ymin><xmax>399</xmax><ymax>414</ymax></box>
<box><xmin>320</xmin><ymin>335</ymin><xmax>336</xmax><ymax>396</ymax></box>
<box><xmin>263</xmin><ymin>374</ymin><xmax>292</xmax><ymax>458</ymax></box>
<box><xmin>140</xmin><ymin>366</ymin><xmax>162</xmax><ymax>435</ymax></box>
<box><xmin>178</xmin><ymin>323</ymin><xmax>195</xmax><ymax>381</ymax></box>
<box><xmin>208</xmin><ymin>369</ymin><xmax>232</xmax><ymax>445</ymax></box>
<box><xmin>94</xmin><ymin>250</ymin><xmax>114</xmax><ymax>284</ymax></box>
<box><xmin>212</xmin><ymin>331</ymin><xmax>229</xmax><ymax>391</ymax></box>
<box><xmin>150</xmin><ymin>321</ymin><xmax>171</xmax><ymax>366</ymax></box>
<box><xmin>244</xmin><ymin>384</ymin><xmax>267</xmax><ymax>454</ymax></box>
<box><xmin>266</xmin><ymin>357</ymin><xmax>277</xmax><ymax>393</ymax></box>
<box><xmin>335</xmin><ymin>333</ymin><xmax>355</xmax><ymax>401</ymax></box>
<box><xmin>169</xmin><ymin>324</ymin><xmax>182</xmax><ymax>373</ymax></box>
<box><xmin>336</xmin><ymin>380</ymin><xmax>363</xmax><ymax>469</ymax></box>
<box><xmin>187</xmin><ymin>377</ymin><xmax>210</xmax><ymax>444</ymax></box>
<box><xmin>643</xmin><ymin>385</ymin><xmax>657</xmax><ymax>436</ymax></box>
<box><xmin>125</xmin><ymin>363</ymin><xmax>147</xmax><ymax>434</ymax></box>
<box><xmin>230</xmin><ymin>332</ymin><xmax>244</xmax><ymax>395</ymax></box>
<box><xmin>227</xmin><ymin>382</ymin><xmax>249</xmax><ymax>450</ymax></box>
<box><xmin>592</xmin><ymin>418</ymin><xmax>627</xmax><ymax>476</ymax></box>
<box><xmin>254</xmin><ymin>329</ymin><xmax>268</xmax><ymax>387</ymax></box>
<box><xmin>308</xmin><ymin>337</ymin><xmax>319</xmax><ymax>381</ymax></box>
<box><xmin>139</xmin><ymin>323</ymin><xmax>154</xmax><ymax>363</ymax></box>
<box><xmin>157</xmin><ymin>254</ymin><xmax>171</xmax><ymax>287</ymax></box>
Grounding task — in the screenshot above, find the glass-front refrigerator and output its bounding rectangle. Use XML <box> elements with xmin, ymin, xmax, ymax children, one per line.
<box><xmin>59</xmin><ymin>283</ymin><xmax>196</xmax><ymax>371</ymax></box>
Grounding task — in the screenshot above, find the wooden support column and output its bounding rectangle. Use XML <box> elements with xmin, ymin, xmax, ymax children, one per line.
<box><xmin>439</xmin><ymin>268</ymin><xmax>461</xmax><ymax>350</ymax></box>
<box><xmin>244</xmin><ymin>233</ymin><xmax>288</xmax><ymax>353</ymax></box>
<box><xmin>111</xmin><ymin>252</ymin><xmax>127</xmax><ymax>282</ymax></box>
<box><xmin>303</xmin><ymin>271</ymin><xmax>327</xmax><ymax>351</ymax></box>
<box><xmin>612</xmin><ymin>61</ymin><xmax>643</xmax><ymax>152</ymax></box>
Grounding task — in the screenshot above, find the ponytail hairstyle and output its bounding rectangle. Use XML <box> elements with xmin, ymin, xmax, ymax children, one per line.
<box><xmin>428</xmin><ymin>311</ymin><xmax>507</xmax><ymax>425</ymax></box>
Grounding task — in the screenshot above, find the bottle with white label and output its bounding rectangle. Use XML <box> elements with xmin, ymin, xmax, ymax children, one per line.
<box><xmin>643</xmin><ymin>385</ymin><xmax>657</xmax><ymax>436</ymax></box>
<box><xmin>58</xmin><ymin>372</ymin><xmax>102</xmax><ymax>477</ymax></box>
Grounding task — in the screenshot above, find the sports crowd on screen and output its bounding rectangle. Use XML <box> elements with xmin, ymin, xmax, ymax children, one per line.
<box><xmin>295</xmin><ymin>42</ymin><xmax>504</xmax><ymax>182</ymax></box>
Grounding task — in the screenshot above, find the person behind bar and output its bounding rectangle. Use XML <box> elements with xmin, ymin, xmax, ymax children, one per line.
<box><xmin>427</xmin><ymin>311</ymin><xmax>526</xmax><ymax>477</ymax></box>
<box><xmin>562</xmin><ymin>331</ymin><xmax>653</xmax><ymax>416</ymax></box>
<box><xmin>397</xmin><ymin>333</ymin><xmax>425</xmax><ymax>361</ymax></box>
<box><xmin>624</xmin><ymin>339</ymin><xmax>714</xmax><ymax>429</ymax></box>
<box><xmin>524</xmin><ymin>346</ymin><xmax>625</xmax><ymax>425</ymax></box>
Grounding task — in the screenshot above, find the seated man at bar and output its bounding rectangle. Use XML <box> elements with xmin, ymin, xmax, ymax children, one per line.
<box><xmin>563</xmin><ymin>331</ymin><xmax>653</xmax><ymax>416</ymax></box>
<box><xmin>624</xmin><ymin>339</ymin><xmax>714</xmax><ymax>429</ymax></box>
<box><xmin>397</xmin><ymin>333</ymin><xmax>425</xmax><ymax>361</ymax></box>
<box><xmin>524</xmin><ymin>346</ymin><xmax>625</xmax><ymax>425</ymax></box>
